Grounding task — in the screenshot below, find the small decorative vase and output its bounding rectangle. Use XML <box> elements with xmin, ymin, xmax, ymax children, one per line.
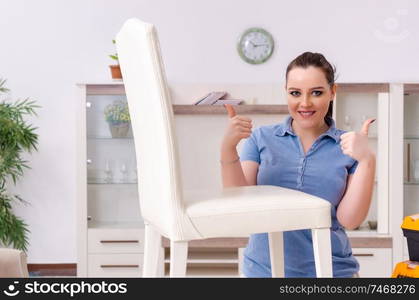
<box><xmin>109</xmin><ymin>65</ymin><xmax>122</xmax><ymax>79</ymax></box>
<box><xmin>108</xmin><ymin>122</ymin><xmax>130</xmax><ymax>138</ymax></box>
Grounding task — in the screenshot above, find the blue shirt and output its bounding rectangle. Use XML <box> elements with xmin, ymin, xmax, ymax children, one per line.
<box><xmin>240</xmin><ymin>115</ymin><xmax>359</xmax><ymax>278</ymax></box>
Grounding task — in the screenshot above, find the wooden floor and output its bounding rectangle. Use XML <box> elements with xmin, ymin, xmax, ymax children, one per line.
<box><xmin>28</xmin><ymin>264</ymin><xmax>76</xmax><ymax>277</ymax></box>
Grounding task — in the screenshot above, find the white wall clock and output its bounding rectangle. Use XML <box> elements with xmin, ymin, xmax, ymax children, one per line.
<box><xmin>237</xmin><ymin>27</ymin><xmax>274</xmax><ymax>64</ymax></box>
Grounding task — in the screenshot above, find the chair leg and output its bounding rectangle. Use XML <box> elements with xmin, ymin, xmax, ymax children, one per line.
<box><xmin>143</xmin><ymin>224</ymin><xmax>164</xmax><ymax>277</ymax></box>
<box><xmin>311</xmin><ymin>228</ymin><xmax>333</xmax><ymax>277</ymax></box>
<box><xmin>170</xmin><ymin>240</ymin><xmax>188</xmax><ymax>277</ymax></box>
<box><xmin>157</xmin><ymin>246</ymin><xmax>165</xmax><ymax>277</ymax></box>
<box><xmin>268</xmin><ymin>231</ymin><xmax>284</xmax><ymax>277</ymax></box>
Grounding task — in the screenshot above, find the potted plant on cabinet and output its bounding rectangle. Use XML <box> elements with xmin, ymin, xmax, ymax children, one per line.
<box><xmin>0</xmin><ymin>79</ymin><xmax>39</xmax><ymax>251</ymax></box>
<box><xmin>104</xmin><ymin>100</ymin><xmax>131</xmax><ymax>138</ymax></box>
<box><xmin>109</xmin><ymin>39</ymin><xmax>122</xmax><ymax>80</ymax></box>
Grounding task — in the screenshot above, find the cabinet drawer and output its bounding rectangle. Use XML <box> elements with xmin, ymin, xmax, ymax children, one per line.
<box><xmin>88</xmin><ymin>228</ymin><xmax>144</xmax><ymax>254</ymax></box>
<box><xmin>353</xmin><ymin>248</ymin><xmax>392</xmax><ymax>277</ymax></box>
<box><xmin>88</xmin><ymin>253</ymin><xmax>143</xmax><ymax>277</ymax></box>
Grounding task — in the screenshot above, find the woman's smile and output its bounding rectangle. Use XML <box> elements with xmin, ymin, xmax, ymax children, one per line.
<box><xmin>298</xmin><ymin>110</ymin><xmax>316</xmax><ymax>118</ymax></box>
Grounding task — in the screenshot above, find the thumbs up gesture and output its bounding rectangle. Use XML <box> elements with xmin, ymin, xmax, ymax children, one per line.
<box><xmin>221</xmin><ymin>104</ymin><xmax>253</xmax><ymax>149</ymax></box>
<box><xmin>340</xmin><ymin>118</ymin><xmax>376</xmax><ymax>162</ymax></box>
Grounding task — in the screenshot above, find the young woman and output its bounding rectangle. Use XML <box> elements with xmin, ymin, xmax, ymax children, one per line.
<box><xmin>220</xmin><ymin>52</ymin><xmax>376</xmax><ymax>277</ymax></box>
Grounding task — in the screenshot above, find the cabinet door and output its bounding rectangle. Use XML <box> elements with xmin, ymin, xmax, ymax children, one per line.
<box><xmin>353</xmin><ymin>248</ymin><xmax>393</xmax><ymax>277</ymax></box>
<box><xmin>334</xmin><ymin>84</ymin><xmax>389</xmax><ymax>234</ymax></box>
<box><xmin>403</xmin><ymin>87</ymin><xmax>419</xmax><ymax>217</ymax></box>
<box><xmin>85</xmin><ymin>88</ymin><xmax>143</xmax><ymax>228</ymax></box>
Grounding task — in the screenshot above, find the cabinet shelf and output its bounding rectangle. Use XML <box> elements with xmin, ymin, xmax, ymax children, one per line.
<box><xmin>346</xmin><ymin>229</ymin><xmax>379</xmax><ymax>237</ymax></box>
<box><xmin>87</xmin><ymin>180</ymin><xmax>137</xmax><ymax>185</ymax></box>
<box><xmin>404</xmin><ymin>181</ymin><xmax>419</xmax><ymax>185</ymax></box>
<box><xmin>88</xmin><ymin>221</ymin><xmax>144</xmax><ymax>229</ymax></box>
<box><xmin>87</xmin><ymin>136</ymin><xmax>133</xmax><ymax>140</ymax></box>
<box><xmin>404</xmin><ymin>136</ymin><xmax>419</xmax><ymax>140</ymax></box>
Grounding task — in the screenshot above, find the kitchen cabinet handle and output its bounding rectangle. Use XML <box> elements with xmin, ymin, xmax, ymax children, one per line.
<box><xmin>100</xmin><ymin>264</ymin><xmax>139</xmax><ymax>268</ymax></box>
<box><xmin>407</xmin><ymin>143</ymin><xmax>411</xmax><ymax>182</ymax></box>
<box><xmin>354</xmin><ymin>253</ymin><xmax>374</xmax><ymax>257</ymax></box>
<box><xmin>100</xmin><ymin>240</ymin><xmax>139</xmax><ymax>244</ymax></box>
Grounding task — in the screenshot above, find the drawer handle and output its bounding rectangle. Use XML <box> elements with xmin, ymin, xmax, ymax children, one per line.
<box><xmin>354</xmin><ymin>253</ymin><xmax>374</xmax><ymax>257</ymax></box>
<box><xmin>100</xmin><ymin>240</ymin><xmax>139</xmax><ymax>244</ymax></box>
<box><xmin>100</xmin><ymin>264</ymin><xmax>140</xmax><ymax>268</ymax></box>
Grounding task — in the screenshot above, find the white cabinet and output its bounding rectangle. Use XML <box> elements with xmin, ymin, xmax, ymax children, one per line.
<box><xmin>77</xmin><ymin>83</ymin><xmax>145</xmax><ymax>277</ymax></box>
<box><xmin>76</xmin><ymin>82</ymin><xmax>401</xmax><ymax>278</ymax></box>
<box><xmin>403</xmin><ymin>85</ymin><xmax>419</xmax><ymax>217</ymax></box>
<box><xmin>399</xmin><ymin>84</ymin><xmax>419</xmax><ymax>265</ymax></box>
<box><xmin>388</xmin><ymin>83</ymin><xmax>419</xmax><ymax>266</ymax></box>
<box><xmin>334</xmin><ymin>83</ymin><xmax>390</xmax><ymax>234</ymax></box>
<box><xmin>353</xmin><ymin>248</ymin><xmax>393</xmax><ymax>278</ymax></box>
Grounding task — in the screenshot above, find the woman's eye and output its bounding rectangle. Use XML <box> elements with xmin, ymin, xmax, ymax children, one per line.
<box><xmin>312</xmin><ymin>90</ymin><xmax>323</xmax><ymax>96</ymax></box>
<box><xmin>290</xmin><ymin>91</ymin><xmax>300</xmax><ymax>97</ymax></box>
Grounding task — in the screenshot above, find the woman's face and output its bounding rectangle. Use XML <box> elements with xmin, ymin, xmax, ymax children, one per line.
<box><xmin>286</xmin><ymin>66</ymin><xmax>336</xmax><ymax>130</ymax></box>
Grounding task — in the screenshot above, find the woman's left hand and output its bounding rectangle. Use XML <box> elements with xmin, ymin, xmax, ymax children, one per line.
<box><xmin>340</xmin><ymin>118</ymin><xmax>376</xmax><ymax>162</ymax></box>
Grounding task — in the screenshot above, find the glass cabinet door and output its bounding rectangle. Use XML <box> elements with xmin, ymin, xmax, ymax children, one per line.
<box><xmin>334</xmin><ymin>83</ymin><xmax>390</xmax><ymax>235</ymax></box>
<box><xmin>85</xmin><ymin>87</ymin><xmax>143</xmax><ymax>229</ymax></box>
<box><xmin>403</xmin><ymin>84</ymin><xmax>419</xmax><ymax>218</ymax></box>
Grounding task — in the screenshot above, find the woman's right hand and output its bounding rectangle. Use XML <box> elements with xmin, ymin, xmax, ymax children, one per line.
<box><xmin>222</xmin><ymin>104</ymin><xmax>253</xmax><ymax>149</ymax></box>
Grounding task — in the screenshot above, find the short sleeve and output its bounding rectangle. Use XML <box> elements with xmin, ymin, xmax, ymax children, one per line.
<box><xmin>239</xmin><ymin>133</ymin><xmax>261</xmax><ymax>164</ymax></box>
<box><xmin>348</xmin><ymin>160</ymin><xmax>358</xmax><ymax>174</ymax></box>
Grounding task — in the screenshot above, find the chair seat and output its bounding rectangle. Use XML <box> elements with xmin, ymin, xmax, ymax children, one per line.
<box><xmin>185</xmin><ymin>185</ymin><xmax>331</xmax><ymax>239</ymax></box>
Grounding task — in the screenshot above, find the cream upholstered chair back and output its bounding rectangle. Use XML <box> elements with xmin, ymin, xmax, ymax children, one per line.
<box><xmin>0</xmin><ymin>248</ymin><xmax>29</xmax><ymax>277</ymax></box>
<box><xmin>116</xmin><ymin>19</ymin><xmax>198</xmax><ymax>240</ymax></box>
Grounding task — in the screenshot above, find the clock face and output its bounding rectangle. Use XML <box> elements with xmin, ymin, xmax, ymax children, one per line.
<box><xmin>237</xmin><ymin>28</ymin><xmax>274</xmax><ymax>64</ymax></box>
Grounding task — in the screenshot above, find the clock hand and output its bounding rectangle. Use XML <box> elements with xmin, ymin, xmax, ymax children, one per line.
<box><xmin>254</xmin><ymin>43</ymin><xmax>269</xmax><ymax>47</ymax></box>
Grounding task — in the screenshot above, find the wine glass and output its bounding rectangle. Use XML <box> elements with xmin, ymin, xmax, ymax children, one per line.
<box><xmin>344</xmin><ymin>115</ymin><xmax>352</xmax><ymax>131</ymax></box>
<box><xmin>104</xmin><ymin>160</ymin><xmax>113</xmax><ymax>183</ymax></box>
<box><xmin>120</xmin><ymin>162</ymin><xmax>128</xmax><ymax>183</ymax></box>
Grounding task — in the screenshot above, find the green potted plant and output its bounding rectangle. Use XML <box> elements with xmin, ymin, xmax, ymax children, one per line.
<box><xmin>0</xmin><ymin>78</ymin><xmax>39</xmax><ymax>251</ymax></box>
<box><xmin>104</xmin><ymin>100</ymin><xmax>131</xmax><ymax>138</ymax></box>
<box><xmin>109</xmin><ymin>39</ymin><xmax>122</xmax><ymax>79</ymax></box>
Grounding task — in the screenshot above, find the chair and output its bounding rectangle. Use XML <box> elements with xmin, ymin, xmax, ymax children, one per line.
<box><xmin>115</xmin><ymin>18</ymin><xmax>333</xmax><ymax>277</ymax></box>
<box><xmin>0</xmin><ymin>248</ymin><xmax>29</xmax><ymax>277</ymax></box>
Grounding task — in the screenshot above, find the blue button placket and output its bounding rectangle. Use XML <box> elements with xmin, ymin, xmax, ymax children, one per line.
<box><xmin>293</xmin><ymin>136</ymin><xmax>303</xmax><ymax>189</ymax></box>
<box><xmin>278</xmin><ymin>115</ymin><xmax>338</xmax><ymax>191</ymax></box>
<box><xmin>295</xmin><ymin>135</ymin><xmax>327</xmax><ymax>189</ymax></box>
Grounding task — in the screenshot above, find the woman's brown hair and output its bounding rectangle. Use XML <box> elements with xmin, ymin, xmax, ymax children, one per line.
<box><xmin>286</xmin><ymin>52</ymin><xmax>337</xmax><ymax>120</ymax></box>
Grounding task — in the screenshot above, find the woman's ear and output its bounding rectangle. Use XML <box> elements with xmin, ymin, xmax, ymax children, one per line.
<box><xmin>331</xmin><ymin>83</ymin><xmax>337</xmax><ymax>100</ymax></box>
